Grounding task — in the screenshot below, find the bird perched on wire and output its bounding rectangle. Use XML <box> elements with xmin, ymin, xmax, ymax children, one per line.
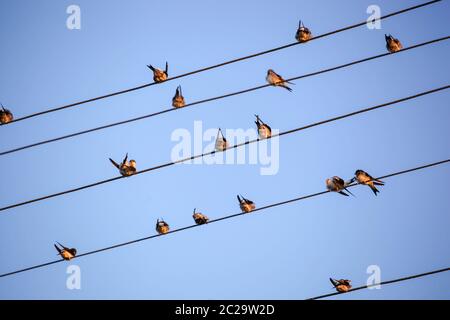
<box><xmin>192</xmin><ymin>208</ymin><xmax>209</xmax><ymax>225</ymax></box>
<box><xmin>109</xmin><ymin>153</ymin><xmax>137</xmax><ymax>177</ymax></box>
<box><xmin>215</xmin><ymin>128</ymin><xmax>229</xmax><ymax>151</ymax></box>
<box><xmin>0</xmin><ymin>103</ymin><xmax>13</xmax><ymax>124</ymax></box>
<box><xmin>54</xmin><ymin>242</ymin><xmax>77</xmax><ymax>261</ymax></box>
<box><xmin>326</xmin><ymin>176</ymin><xmax>354</xmax><ymax>196</ymax></box>
<box><xmin>237</xmin><ymin>195</ymin><xmax>256</xmax><ymax>213</ymax></box>
<box><xmin>385</xmin><ymin>34</ymin><xmax>403</xmax><ymax>53</ymax></box>
<box><xmin>156</xmin><ymin>218</ymin><xmax>170</xmax><ymax>234</ymax></box>
<box><xmin>147</xmin><ymin>62</ymin><xmax>168</xmax><ymax>83</ymax></box>
<box><xmin>266</xmin><ymin>69</ymin><xmax>294</xmax><ymax>92</ymax></box>
<box><xmin>255</xmin><ymin>115</ymin><xmax>272</xmax><ymax>139</ymax></box>
<box><xmin>351</xmin><ymin>170</ymin><xmax>385</xmax><ymax>196</ymax></box>
<box><xmin>330</xmin><ymin>278</ymin><xmax>352</xmax><ymax>293</ymax></box>
<box><xmin>295</xmin><ymin>20</ymin><xmax>312</xmax><ymax>43</ymax></box>
<box><xmin>172</xmin><ymin>85</ymin><xmax>185</xmax><ymax>108</ymax></box>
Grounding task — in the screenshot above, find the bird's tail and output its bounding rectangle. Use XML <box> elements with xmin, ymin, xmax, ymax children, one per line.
<box><xmin>369</xmin><ymin>183</ymin><xmax>380</xmax><ymax>196</ymax></box>
<box><xmin>109</xmin><ymin>158</ymin><xmax>120</xmax><ymax>169</ymax></box>
<box><xmin>345</xmin><ymin>188</ymin><xmax>356</xmax><ymax>197</ymax></box>
<box><xmin>282</xmin><ymin>85</ymin><xmax>293</xmax><ymax>92</ymax></box>
<box><xmin>329</xmin><ymin>278</ymin><xmax>338</xmax><ymax>287</ymax></box>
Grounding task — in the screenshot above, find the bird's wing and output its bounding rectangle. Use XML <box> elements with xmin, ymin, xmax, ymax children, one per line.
<box><xmin>54</xmin><ymin>244</ymin><xmax>62</xmax><ymax>254</ymax></box>
<box><xmin>57</xmin><ymin>241</ymin><xmax>69</xmax><ymax>250</ymax></box>
<box><xmin>109</xmin><ymin>158</ymin><xmax>120</xmax><ymax>169</ymax></box>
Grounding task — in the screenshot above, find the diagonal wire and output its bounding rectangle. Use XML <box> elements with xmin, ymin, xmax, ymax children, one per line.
<box><xmin>306</xmin><ymin>267</ymin><xmax>450</xmax><ymax>300</ymax></box>
<box><xmin>1</xmin><ymin>36</ymin><xmax>448</xmax><ymax>157</ymax></box>
<box><xmin>2</xmin><ymin>0</ymin><xmax>443</xmax><ymax>124</ymax></box>
<box><xmin>0</xmin><ymin>158</ymin><xmax>449</xmax><ymax>278</ymax></box>
<box><xmin>0</xmin><ymin>85</ymin><xmax>448</xmax><ymax>213</ymax></box>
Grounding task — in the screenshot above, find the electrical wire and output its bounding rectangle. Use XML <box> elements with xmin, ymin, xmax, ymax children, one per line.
<box><xmin>1</xmin><ymin>36</ymin><xmax>448</xmax><ymax>157</ymax></box>
<box><xmin>306</xmin><ymin>267</ymin><xmax>450</xmax><ymax>300</ymax></box>
<box><xmin>0</xmin><ymin>158</ymin><xmax>448</xmax><ymax>278</ymax></box>
<box><xmin>2</xmin><ymin>0</ymin><xmax>442</xmax><ymax>125</ymax></box>
<box><xmin>0</xmin><ymin>85</ymin><xmax>448</xmax><ymax>213</ymax></box>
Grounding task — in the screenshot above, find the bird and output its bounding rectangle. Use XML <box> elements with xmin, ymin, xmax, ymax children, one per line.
<box><xmin>156</xmin><ymin>218</ymin><xmax>170</xmax><ymax>234</ymax></box>
<box><xmin>147</xmin><ymin>62</ymin><xmax>168</xmax><ymax>82</ymax></box>
<box><xmin>237</xmin><ymin>195</ymin><xmax>256</xmax><ymax>213</ymax></box>
<box><xmin>385</xmin><ymin>34</ymin><xmax>403</xmax><ymax>53</ymax></box>
<box><xmin>353</xmin><ymin>170</ymin><xmax>385</xmax><ymax>196</ymax></box>
<box><xmin>0</xmin><ymin>103</ymin><xmax>13</xmax><ymax>124</ymax></box>
<box><xmin>109</xmin><ymin>153</ymin><xmax>137</xmax><ymax>177</ymax></box>
<box><xmin>266</xmin><ymin>69</ymin><xmax>293</xmax><ymax>92</ymax></box>
<box><xmin>326</xmin><ymin>176</ymin><xmax>354</xmax><ymax>197</ymax></box>
<box><xmin>255</xmin><ymin>115</ymin><xmax>272</xmax><ymax>139</ymax></box>
<box><xmin>192</xmin><ymin>208</ymin><xmax>209</xmax><ymax>225</ymax></box>
<box><xmin>54</xmin><ymin>242</ymin><xmax>77</xmax><ymax>261</ymax></box>
<box><xmin>295</xmin><ymin>20</ymin><xmax>312</xmax><ymax>43</ymax></box>
<box><xmin>330</xmin><ymin>278</ymin><xmax>352</xmax><ymax>293</ymax></box>
<box><xmin>215</xmin><ymin>128</ymin><xmax>229</xmax><ymax>151</ymax></box>
<box><xmin>172</xmin><ymin>85</ymin><xmax>185</xmax><ymax>108</ymax></box>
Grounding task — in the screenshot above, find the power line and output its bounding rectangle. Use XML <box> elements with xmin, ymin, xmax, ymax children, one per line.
<box><xmin>1</xmin><ymin>158</ymin><xmax>449</xmax><ymax>279</ymax></box>
<box><xmin>1</xmin><ymin>36</ymin><xmax>448</xmax><ymax>157</ymax></box>
<box><xmin>0</xmin><ymin>85</ymin><xmax>448</xmax><ymax>213</ymax></box>
<box><xmin>306</xmin><ymin>267</ymin><xmax>450</xmax><ymax>300</ymax></box>
<box><xmin>3</xmin><ymin>0</ymin><xmax>442</xmax><ymax>125</ymax></box>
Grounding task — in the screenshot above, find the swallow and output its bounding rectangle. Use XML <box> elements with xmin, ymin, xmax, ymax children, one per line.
<box><xmin>330</xmin><ymin>278</ymin><xmax>352</xmax><ymax>293</ymax></box>
<box><xmin>215</xmin><ymin>128</ymin><xmax>229</xmax><ymax>151</ymax></box>
<box><xmin>385</xmin><ymin>34</ymin><xmax>403</xmax><ymax>53</ymax></box>
<box><xmin>156</xmin><ymin>218</ymin><xmax>170</xmax><ymax>234</ymax></box>
<box><xmin>295</xmin><ymin>20</ymin><xmax>312</xmax><ymax>43</ymax></box>
<box><xmin>266</xmin><ymin>69</ymin><xmax>294</xmax><ymax>92</ymax></box>
<box><xmin>172</xmin><ymin>85</ymin><xmax>185</xmax><ymax>108</ymax></box>
<box><xmin>255</xmin><ymin>115</ymin><xmax>272</xmax><ymax>139</ymax></box>
<box><xmin>54</xmin><ymin>242</ymin><xmax>77</xmax><ymax>261</ymax></box>
<box><xmin>326</xmin><ymin>176</ymin><xmax>355</xmax><ymax>197</ymax></box>
<box><xmin>147</xmin><ymin>62</ymin><xmax>168</xmax><ymax>83</ymax></box>
<box><xmin>353</xmin><ymin>170</ymin><xmax>385</xmax><ymax>196</ymax></box>
<box><xmin>193</xmin><ymin>208</ymin><xmax>209</xmax><ymax>225</ymax></box>
<box><xmin>237</xmin><ymin>194</ymin><xmax>256</xmax><ymax>213</ymax></box>
<box><xmin>0</xmin><ymin>103</ymin><xmax>13</xmax><ymax>124</ymax></box>
<box><xmin>109</xmin><ymin>153</ymin><xmax>137</xmax><ymax>177</ymax></box>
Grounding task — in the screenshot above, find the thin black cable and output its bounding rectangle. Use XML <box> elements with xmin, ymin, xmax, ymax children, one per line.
<box><xmin>0</xmin><ymin>85</ymin><xmax>448</xmax><ymax>213</ymax></box>
<box><xmin>1</xmin><ymin>158</ymin><xmax>449</xmax><ymax>278</ymax></box>
<box><xmin>3</xmin><ymin>0</ymin><xmax>442</xmax><ymax>124</ymax></box>
<box><xmin>1</xmin><ymin>36</ymin><xmax>448</xmax><ymax>157</ymax></box>
<box><xmin>306</xmin><ymin>267</ymin><xmax>450</xmax><ymax>300</ymax></box>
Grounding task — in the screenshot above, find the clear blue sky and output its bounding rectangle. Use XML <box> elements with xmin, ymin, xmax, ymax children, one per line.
<box><xmin>0</xmin><ymin>0</ymin><xmax>449</xmax><ymax>299</ymax></box>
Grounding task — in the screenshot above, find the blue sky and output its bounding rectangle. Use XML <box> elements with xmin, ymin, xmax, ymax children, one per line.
<box><xmin>0</xmin><ymin>0</ymin><xmax>449</xmax><ymax>299</ymax></box>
